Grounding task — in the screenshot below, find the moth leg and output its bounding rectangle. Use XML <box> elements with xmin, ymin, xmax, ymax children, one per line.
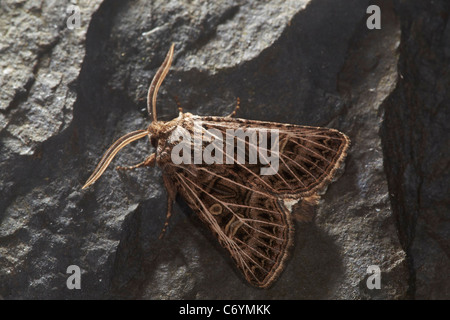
<box><xmin>116</xmin><ymin>153</ymin><xmax>156</xmax><ymax>171</ymax></box>
<box><xmin>159</xmin><ymin>174</ymin><xmax>177</xmax><ymax>239</ymax></box>
<box><xmin>158</xmin><ymin>196</ymin><xmax>174</xmax><ymax>239</ymax></box>
<box><xmin>226</xmin><ymin>97</ymin><xmax>240</xmax><ymax>118</ymax></box>
<box><xmin>173</xmin><ymin>95</ymin><xmax>183</xmax><ymax>113</ymax></box>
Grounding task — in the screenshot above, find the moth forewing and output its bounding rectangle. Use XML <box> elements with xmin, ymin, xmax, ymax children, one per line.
<box><xmin>160</xmin><ymin>116</ymin><xmax>349</xmax><ymax>287</ymax></box>
<box><xmin>82</xmin><ymin>44</ymin><xmax>350</xmax><ymax>289</ymax></box>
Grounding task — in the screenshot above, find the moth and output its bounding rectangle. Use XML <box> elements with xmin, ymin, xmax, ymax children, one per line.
<box><xmin>82</xmin><ymin>44</ymin><xmax>350</xmax><ymax>288</ymax></box>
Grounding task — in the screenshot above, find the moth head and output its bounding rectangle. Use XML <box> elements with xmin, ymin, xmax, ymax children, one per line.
<box><xmin>146</xmin><ymin>109</ymin><xmax>185</xmax><ymax>144</ymax></box>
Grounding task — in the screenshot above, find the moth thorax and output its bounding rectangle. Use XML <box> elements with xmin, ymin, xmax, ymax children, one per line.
<box><xmin>209</xmin><ymin>203</ymin><xmax>223</xmax><ymax>215</ymax></box>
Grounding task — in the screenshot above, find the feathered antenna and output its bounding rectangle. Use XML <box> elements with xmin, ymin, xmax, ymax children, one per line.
<box><xmin>147</xmin><ymin>43</ymin><xmax>175</xmax><ymax>122</ymax></box>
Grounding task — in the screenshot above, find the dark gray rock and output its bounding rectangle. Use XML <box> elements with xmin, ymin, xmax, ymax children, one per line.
<box><xmin>381</xmin><ymin>0</ymin><xmax>450</xmax><ymax>300</ymax></box>
<box><xmin>0</xmin><ymin>0</ymin><xmax>446</xmax><ymax>299</ymax></box>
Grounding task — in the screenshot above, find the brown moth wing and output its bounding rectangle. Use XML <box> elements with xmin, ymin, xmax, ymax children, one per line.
<box><xmin>194</xmin><ymin>115</ymin><xmax>350</xmax><ymax>197</ymax></box>
<box><xmin>166</xmin><ymin>163</ymin><xmax>294</xmax><ymax>288</ymax></box>
<box><xmin>156</xmin><ymin>113</ymin><xmax>349</xmax><ymax>288</ymax></box>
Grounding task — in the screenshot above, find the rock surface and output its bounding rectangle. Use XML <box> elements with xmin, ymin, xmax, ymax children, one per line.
<box><xmin>381</xmin><ymin>0</ymin><xmax>450</xmax><ymax>299</ymax></box>
<box><xmin>0</xmin><ymin>0</ymin><xmax>447</xmax><ymax>299</ymax></box>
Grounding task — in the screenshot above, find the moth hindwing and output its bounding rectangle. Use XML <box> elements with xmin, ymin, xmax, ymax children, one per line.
<box><xmin>83</xmin><ymin>44</ymin><xmax>350</xmax><ymax>288</ymax></box>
